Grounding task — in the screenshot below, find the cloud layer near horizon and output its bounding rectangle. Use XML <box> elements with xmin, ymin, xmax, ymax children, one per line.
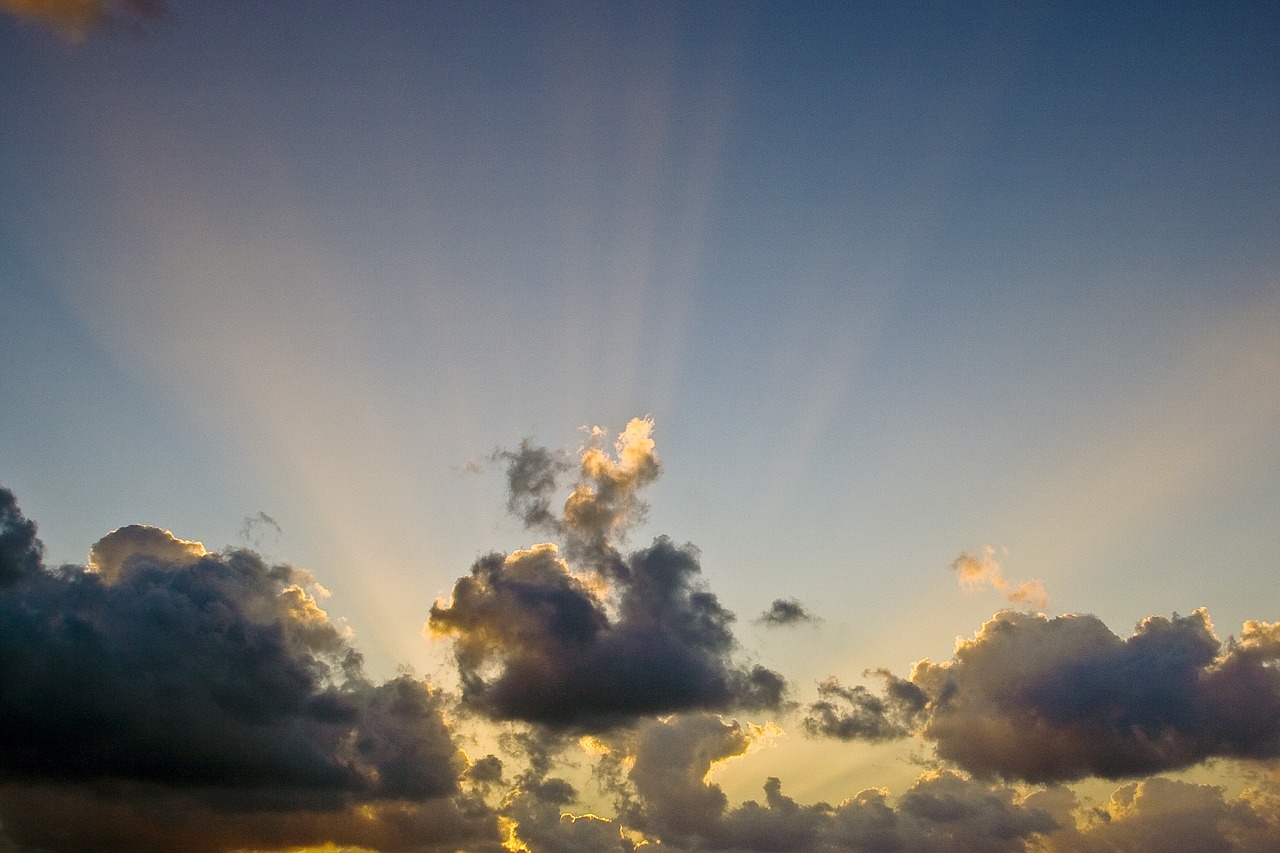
<box><xmin>2</xmin><ymin>418</ymin><xmax>1280</xmax><ymax>851</ymax></box>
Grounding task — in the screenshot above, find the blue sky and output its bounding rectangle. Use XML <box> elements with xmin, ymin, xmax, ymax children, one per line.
<box><xmin>1</xmin><ymin>2</ymin><xmax>1279</xmax><ymax>850</ymax></box>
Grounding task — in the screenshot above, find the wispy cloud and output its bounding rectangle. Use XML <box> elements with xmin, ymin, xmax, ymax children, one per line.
<box><xmin>806</xmin><ymin>606</ymin><xmax>1280</xmax><ymax>785</ymax></box>
<box><xmin>952</xmin><ymin>545</ymin><xmax>1048</xmax><ymax>610</ymax></box>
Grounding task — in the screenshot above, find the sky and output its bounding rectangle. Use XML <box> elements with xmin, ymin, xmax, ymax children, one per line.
<box><xmin>1</xmin><ymin>1</ymin><xmax>1279</xmax><ymax>851</ymax></box>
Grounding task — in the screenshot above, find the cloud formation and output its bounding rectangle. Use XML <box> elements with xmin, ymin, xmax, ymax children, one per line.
<box><xmin>530</xmin><ymin>713</ymin><xmax>1062</xmax><ymax>853</ymax></box>
<box><xmin>951</xmin><ymin>546</ymin><xmax>1048</xmax><ymax>611</ymax></box>
<box><xmin>0</xmin><ymin>487</ymin><xmax>497</xmax><ymax>852</ymax></box>
<box><xmin>757</xmin><ymin>597</ymin><xmax>820</xmax><ymax>627</ymax></box>
<box><xmin>0</xmin><ymin>0</ymin><xmax>168</xmax><ymax>40</ymax></box>
<box><xmin>4</xmin><ymin>467</ymin><xmax>1280</xmax><ymax>851</ymax></box>
<box><xmin>429</xmin><ymin>420</ymin><xmax>787</xmax><ymax>729</ymax></box>
<box><xmin>807</xmin><ymin>607</ymin><xmax>1280</xmax><ymax>784</ymax></box>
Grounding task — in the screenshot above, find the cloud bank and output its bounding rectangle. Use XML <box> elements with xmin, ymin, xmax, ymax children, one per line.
<box><xmin>3</xmin><ymin>417</ymin><xmax>1279</xmax><ymax>851</ymax></box>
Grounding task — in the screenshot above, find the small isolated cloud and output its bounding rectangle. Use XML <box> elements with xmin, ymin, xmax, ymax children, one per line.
<box><xmin>239</xmin><ymin>510</ymin><xmax>283</xmax><ymax>548</ymax></box>
<box><xmin>757</xmin><ymin>597</ymin><xmax>820</xmax><ymax>627</ymax></box>
<box><xmin>805</xmin><ymin>607</ymin><xmax>1280</xmax><ymax>785</ymax></box>
<box><xmin>0</xmin><ymin>0</ymin><xmax>168</xmax><ymax>40</ymax></box>
<box><xmin>952</xmin><ymin>546</ymin><xmax>1048</xmax><ymax>611</ymax></box>
<box><xmin>429</xmin><ymin>419</ymin><xmax>787</xmax><ymax>729</ymax></box>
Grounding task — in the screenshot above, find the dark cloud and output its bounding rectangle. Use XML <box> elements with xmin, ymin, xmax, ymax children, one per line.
<box><xmin>806</xmin><ymin>608</ymin><xmax>1280</xmax><ymax>784</ymax></box>
<box><xmin>429</xmin><ymin>421</ymin><xmax>787</xmax><ymax>729</ymax></box>
<box><xmin>757</xmin><ymin>597</ymin><xmax>820</xmax><ymax>627</ymax></box>
<box><xmin>802</xmin><ymin>671</ymin><xmax>926</xmax><ymax>742</ymax></box>
<box><xmin>0</xmin><ymin>489</ymin><xmax>41</xmax><ymax>587</ymax></box>
<box><xmin>0</xmin><ymin>488</ymin><xmax>498</xmax><ymax>852</ymax></box>
<box><xmin>0</xmin><ymin>0</ymin><xmax>168</xmax><ymax>41</ymax></box>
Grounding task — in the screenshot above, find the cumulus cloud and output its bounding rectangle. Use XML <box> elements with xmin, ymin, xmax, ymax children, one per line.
<box><xmin>952</xmin><ymin>546</ymin><xmax>1048</xmax><ymax>611</ymax></box>
<box><xmin>86</xmin><ymin>523</ymin><xmax>207</xmax><ymax>583</ymax></box>
<box><xmin>0</xmin><ymin>0</ymin><xmax>168</xmax><ymax>40</ymax></box>
<box><xmin>429</xmin><ymin>420</ymin><xmax>787</xmax><ymax>729</ymax></box>
<box><xmin>0</xmin><ymin>487</ymin><xmax>498</xmax><ymax>852</ymax></box>
<box><xmin>807</xmin><ymin>607</ymin><xmax>1280</xmax><ymax>784</ymax></box>
<box><xmin>757</xmin><ymin>597</ymin><xmax>820</xmax><ymax>627</ymax></box>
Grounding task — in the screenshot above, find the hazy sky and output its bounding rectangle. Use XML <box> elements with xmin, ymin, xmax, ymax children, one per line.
<box><xmin>2</xmin><ymin>2</ymin><xmax>1279</xmax><ymax>851</ymax></box>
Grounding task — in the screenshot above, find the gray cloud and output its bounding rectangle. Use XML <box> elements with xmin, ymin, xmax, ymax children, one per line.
<box><xmin>806</xmin><ymin>608</ymin><xmax>1280</xmax><ymax>784</ymax></box>
<box><xmin>757</xmin><ymin>597</ymin><xmax>820</xmax><ymax>627</ymax></box>
<box><xmin>802</xmin><ymin>671</ymin><xmax>927</xmax><ymax>742</ymax></box>
<box><xmin>429</xmin><ymin>421</ymin><xmax>787</xmax><ymax>729</ymax></box>
<box><xmin>0</xmin><ymin>487</ymin><xmax>499</xmax><ymax>852</ymax></box>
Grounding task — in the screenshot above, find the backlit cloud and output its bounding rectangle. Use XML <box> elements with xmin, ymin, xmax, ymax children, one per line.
<box><xmin>0</xmin><ymin>487</ymin><xmax>498</xmax><ymax>852</ymax></box>
<box><xmin>951</xmin><ymin>546</ymin><xmax>1048</xmax><ymax>611</ymax></box>
<box><xmin>808</xmin><ymin>607</ymin><xmax>1280</xmax><ymax>784</ymax></box>
<box><xmin>429</xmin><ymin>420</ymin><xmax>787</xmax><ymax>729</ymax></box>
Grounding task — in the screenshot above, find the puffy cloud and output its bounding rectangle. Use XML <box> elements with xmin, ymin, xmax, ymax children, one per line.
<box><xmin>1043</xmin><ymin>776</ymin><xmax>1280</xmax><ymax>853</ymax></box>
<box><xmin>0</xmin><ymin>0</ymin><xmax>167</xmax><ymax>41</ymax></box>
<box><xmin>757</xmin><ymin>597</ymin><xmax>820</xmax><ymax>627</ymax></box>
<box><xmin>951</xmin><ymin>546</ymin><xmax>1048</xmax><ymax>611</ymax></box>
<box><xmin>807</xmin><ymin>608</ymin><xmax>1280</xmax><ymax>784</ymax></box>
<box><xmin>87</xmin><ymin>523</ymin><xmax>207</xmax><ymax>583</ymax></box>
<box><xmin>429</xmin><ymin>421</ymin><xmax>787</xmax><ymax>729</ymax></box>
<box><xmin>0</xmin><ymin>488</ymin><xmax>498</xmax><ymax>852</ymax></box>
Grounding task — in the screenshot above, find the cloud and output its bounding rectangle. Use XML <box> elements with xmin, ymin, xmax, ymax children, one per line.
<box><xmin>951</xmin><ymin>546</ymin><xmax>1048</xmax><ymax>611</ymax></box>
<box><xmin>5</xmin><ymin>482</ymin><xmax>1280</xmax><ymax>852</ymax></box>
<box><xmin>86</xmin><ymin>523</ymin><xmax>207</xmax><ymax>583</ymax></box>
<box><xmin>0</xmin><ymin>487</ymin><xmax>499</xmax><ymax>852</ymax></box>
<box><xmin>802</xmin><ymin>670</ymin><xmax>927</xmax><ymax>742</ymax></box>
<box><xmin>807</xmin><ymin>607</ymin><xmax>1280</xmax><ymax>784</ymax></box>
<box><xmin>240</xmin><ymin>509</ymin><xmax>283</xmax><ymax>547</ymax></box>
<box><xmin>508</xmin><ymin>713</ymin><xmax>1061</xmax><ymax>853</ymax></box>
<box><xmin>757</xmin><ymin>597</ymin><xmax>820</xmax><ymax>627</ymax></box>
<box><xmin>1042</xmin><ymin>776</ymin><xmax>1280</xmax><ymax>853</ymax></box>
<box><xmin>428</xmin><ymin>421</ymin><xmax>787</xmax><ymax>729</ymax></box>
<box><xmin>0</xmin><ymin>489</ymin><xmax>41</xmax><ymax>587</ymax></box>
<box><xmin>0</xmin><ymin>0</ymin><xmax>168</xmax><ymax>41</ymax></box>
